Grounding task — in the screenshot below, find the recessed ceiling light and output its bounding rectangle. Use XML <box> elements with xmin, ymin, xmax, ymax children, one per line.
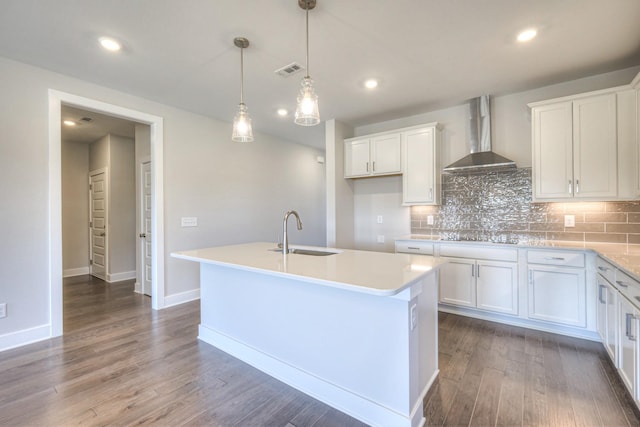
<box><xmin>364</xmin><ymin>79</ymin><xmax>379</xmax><ymax>89</ymax></box>
<box><xmin>63</xmin><ymin>120</ymin><xmax>76</xmax><ymax>126</ymax></box>
<box><xmin>517</xmin><ymin>28</ymin><xmax>537</xmax><ymax>42</ymax></box>
<box><xmin>277</xmin><ymin>108</ymin><xmax>288</xmax><ymax>117</ymax></box>
<box><xmin>99</xmin><ymin>37</ymin><xmax>122</xmax><ymax>51</ymax></box>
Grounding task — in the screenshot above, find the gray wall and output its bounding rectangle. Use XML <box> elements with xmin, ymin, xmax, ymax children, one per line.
<box><xmin>62</xmin><ymin>140</ymin><xmax>89</xmax><ymax>274</ymax></box>
<box><xmin>0</xmin><ymin>55</ymin><xmax>326</xmax><ymax>348</ymax></box>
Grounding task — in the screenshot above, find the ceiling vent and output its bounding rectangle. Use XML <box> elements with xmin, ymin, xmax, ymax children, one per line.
<box><xmin>275</xmin><ymin>62</ymin><xmax>304</xmax><ymax>78</ymax></box>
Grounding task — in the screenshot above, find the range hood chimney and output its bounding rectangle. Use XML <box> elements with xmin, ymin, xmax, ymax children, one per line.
<box><xmin>443</xmin><ymin>95</ymin><xmax>516</xmax><ymax>173</ymax></box>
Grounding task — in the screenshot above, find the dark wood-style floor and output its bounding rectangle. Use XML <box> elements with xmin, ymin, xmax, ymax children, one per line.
<box><xmin>0</xmin><ymin>276</ymin><xmax>638</xmax><ymax>426</ymax></box>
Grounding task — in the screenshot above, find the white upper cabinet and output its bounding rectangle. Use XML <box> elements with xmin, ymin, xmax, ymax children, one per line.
<box><xmin>402</xmin><ymin>125</ymin><xmax>440</xmax><ymax>205</ymax></box>
<box><xmin>344</xmin><ymin>133</ymin><xmax>401</xmax><ymax>178</ymax></box>
<box><xmin>531</xmin><ymin>93</ymin><xmax>617</xmax><ymax>201</ymax></box>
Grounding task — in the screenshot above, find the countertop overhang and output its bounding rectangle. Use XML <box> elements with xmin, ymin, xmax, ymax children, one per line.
<box><xmin>172</xmin><ymin>242</ymin><xmax>446</xmax><ymax>297</ymax></box>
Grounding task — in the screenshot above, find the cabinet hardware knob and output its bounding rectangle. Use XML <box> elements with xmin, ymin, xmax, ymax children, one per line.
<box><xmin>616</xmin><ymin>280</ymin><xmax>629</xmax><ymax>288</ymax></box>
<box><xmin>576</xmin><ymin>179</ymin><xmax>580</xmax><ymax>194</ymax></box>
<box><xmin>544</xmin><ymin>256</ymin><xmax>565</xmax><ymax>261</ymax></box>
<box><xmin>568</xmin><ymin>179</ymin><xmax>573</xmax><ymax>194</ymax></box>
<box><xmin>598</xmin><ymin>284</ymin><xmax>606</xmax><ymax>304</ymax></box>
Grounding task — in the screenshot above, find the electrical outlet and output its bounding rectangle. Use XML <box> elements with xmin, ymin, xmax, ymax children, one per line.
<box><xmin>377</xmin><ymin>235</ymin><xmax>385</xmax><ymax>243</ymax></box>
<box><xmin>376</xmin><ymin>215</ymin><xmax>383</xmax><ymax>224</ymax></box>
<box><xmin>0</xmin><ymin>303</ymin><xmax>6</xmax><ymax>319</ymax></box>
<box><xmin>427</xmin><ymin>215</ymin><xmax>434</xmax><ymax>225</ymax></box>
<box><xmin>181</xmin><ymin>217</ymin><xmax>198</xmax><ymax>227</ymax></box>
<box><xmin>564</xmin><ymin>215</ymin><xmax>575</xmax><ymax>228</ymax></box>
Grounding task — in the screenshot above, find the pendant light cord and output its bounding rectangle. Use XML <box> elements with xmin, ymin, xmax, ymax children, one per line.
<box><xmin>240</xmin><ymin>46</ymin><xmax>245</xmax><ymax>104</ymax></box>
<box><xmin>305</xmin><ymin>4</ymin><xmax>310</xmax><ymax>78</ymax></box>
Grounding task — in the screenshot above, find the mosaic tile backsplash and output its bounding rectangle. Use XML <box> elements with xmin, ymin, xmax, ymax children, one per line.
<box><xmin>411</xmin><ymin>168</ymin><xmax>640</xmax><ymax>244</ymax></box>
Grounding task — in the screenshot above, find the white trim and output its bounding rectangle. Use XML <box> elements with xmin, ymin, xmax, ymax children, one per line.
<box><xmin>134</xmin><ymin>282</ymin><xmax>142</xmax><ymax>293</ymax></box>
<box><xmin>163</xmin><ymin>288</ymin><xmax>200</xmax><ymax>307</ymax></box>
<box><xmin>63</xmin><ymin>267</ymin><xmax>90</xmax><ymax>278</ymax></box>
<box><xmin>49</xmin><ymin>89</ymin><xmax>165</xmax><ymax>340</ymax></box>
<box><xmin>107</xmin><ymin>270</ymin><xmax>137</xmax><ymax>283</ymax></box>
<box><xmin>0</xmin><ymin>324</ymin><xmax>51</xmax><ymax>352</ymax></box>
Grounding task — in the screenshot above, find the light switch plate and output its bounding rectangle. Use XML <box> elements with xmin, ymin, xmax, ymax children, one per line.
<box><xmin>564</xmin><ymin>215</ymin><xmax>575</xmax><ymax>227</ymax></box>
<box><xmin>377</xmin><ymin>235</ymin><xmax>385</xmax><ymax>243</ymax></box>
<box><xmin>0</xmin><ymin>303</ymin><xmax>6</xmax><ymax>318</ymax></box>
<box><xmin>376</xmin><ymin>215</ymin><xmax>383</xmax><ymax>224</ymax></box>
<box><xmin>427</xmin><ymin>215</ymin><xmax>434</xmax><ymax>225</ymax></box>
<box><xmin>181</xmin><ymin>217</ymin><xmax>198</xmax><ymax>227</ymax></box>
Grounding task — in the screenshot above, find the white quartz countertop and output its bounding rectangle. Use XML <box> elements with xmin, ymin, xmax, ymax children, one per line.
<box><xmin>172</xmin><ymin>242</ymin><xmax>446</xmax><ymax>296</ymax></box>
<box><xmin>397</xmin><ymin>234</ymin><xmax>640</xmax><ymax>280</ymax></box>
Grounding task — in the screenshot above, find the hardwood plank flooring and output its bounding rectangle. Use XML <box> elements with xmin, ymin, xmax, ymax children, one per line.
<box><xmin>1</xmin><ymin>276</ymin><xmax>639</xmax><ymax>426</ymax></box>
<box><xmin>425</xmin><ymin>312</ymin><xmax>640</xmax><ymax>427</ymax></box>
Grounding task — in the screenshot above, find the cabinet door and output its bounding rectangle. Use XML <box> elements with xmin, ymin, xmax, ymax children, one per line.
<box><xmin>371</xmin><ymin>134</ymin><xmax>401</xmax><ymax>175</ymax></box>
<box><xmin>605</xmin><ymin>282</ymin><xmax>618</xmax><ymax>364</ymax></box>
<box><xmin>528</xmin><ymin>266</ymin><xmax>586</xmax><ymax>327</ymax></box>
<box><xmin>618</xmin><ymin>297</ymin><xmax>637</xmax><ymax>396</ymax></box>
<box><xmin>597</xmin><ymin>276</ymin><xmax>618</xmax><ymax>362</ymax></box>
<box><xmin>573</xmin><ymin>94</ymin><xmax>617</xmax><ymax>198</ymax></box>
<box><xmin>344</xmin><ymin>139</ymin><xmax>370</xmax><ymax>177</ymax></box>
<box><xmin>402</xmin><ymin>127</ymin><xmax>437</xmax><ymax>205</ymax></box>
<box><xmin>532</xmin><ymin>102</ymin><xmax>573</xmax><ymax>200</ymax></box>
<box><xmin>476</xmin><ymin>260</ymin><xmax>518</xmax><ymax>315</ymax></box>
<box><xmin>439</xmin><ymin>258</ymin><xmax>476</xmax><ymax>308</ymax></box>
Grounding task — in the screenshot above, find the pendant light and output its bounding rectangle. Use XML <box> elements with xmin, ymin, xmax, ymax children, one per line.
<box><xmin>294</xmin><ymin>0</ymin><xmax>320</xmax><ymax>126</ymax></box>
<box><xmin>232</xmin><ymin>37</ymin><xmax>254</xmax><ymax>142</ymax></box>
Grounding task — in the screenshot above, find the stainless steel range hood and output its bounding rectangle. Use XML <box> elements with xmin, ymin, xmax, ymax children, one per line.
<box><xmin>443</xmin><ymin>95</ymin><xmax>516</xmax><ymax>173</ymax></box>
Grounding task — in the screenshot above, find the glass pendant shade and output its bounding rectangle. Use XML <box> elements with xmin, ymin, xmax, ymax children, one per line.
<box><xmin>294</xmin><ymin>76</ymin><xmax>320</xmax><ymax>126</ymax></box>
<box><xmin>232</xmin><ymin>103</ymin><xmax>253</xmax><ymax>142</ymax></box>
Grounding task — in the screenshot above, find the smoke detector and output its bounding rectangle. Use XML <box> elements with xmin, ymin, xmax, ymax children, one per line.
<box><xmin>275</xmin><ymin>62</ymin><xmax>304</xmax><ymax>78</ymax></box>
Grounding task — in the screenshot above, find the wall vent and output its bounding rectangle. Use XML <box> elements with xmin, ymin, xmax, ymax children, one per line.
<box><xmin>275</xmin><ymin>62</ymin><xmax>304</xmax><ymax>78</ymax></box>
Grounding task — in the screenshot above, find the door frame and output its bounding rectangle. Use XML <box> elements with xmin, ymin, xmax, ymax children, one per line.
<box><xmin>49</xmin><ymin>90</ymin><xmax>165</xmax><ymax>337</ymax></box>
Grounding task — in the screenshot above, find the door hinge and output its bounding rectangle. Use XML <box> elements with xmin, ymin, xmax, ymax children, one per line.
<box><xmin>89</xmin><ymin>184</ymin><xmax>93</xmax><ymax>190</ymax></box>
<box><xmin>89</xmin><ymin>259</ymin><xmax>93</xmax><ymax>265</ymax></box>
<box><xmin>89</xmin><ymin>221</ymin><xmax>93</xmax><ymax>228</ymax></box>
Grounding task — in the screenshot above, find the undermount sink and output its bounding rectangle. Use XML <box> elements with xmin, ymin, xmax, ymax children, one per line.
<box><xmin>267</xmin><ymin>247</ymin><xmax>339</xmax><ymax>256</ymax></box>
<box><xmin>290</xmin><ymin>248</ymin><xmax>338</xmax><ymax>256</ymax></box>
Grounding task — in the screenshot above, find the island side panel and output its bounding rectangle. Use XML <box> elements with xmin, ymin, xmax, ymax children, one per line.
<box><xmin>198</xmin><ymin>262</ymin><xmax>437</xmax><ymax>426</ymax></box>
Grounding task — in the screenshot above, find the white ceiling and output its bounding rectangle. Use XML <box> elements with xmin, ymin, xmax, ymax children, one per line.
<box><xmin>2</xmin><ymin>0</ymin><xmax>640</xmax><ymax>149</ymax></box>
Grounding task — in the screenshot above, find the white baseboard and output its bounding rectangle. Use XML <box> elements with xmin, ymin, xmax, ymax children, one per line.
<box><xmin>106</xmin><ymin>270</ymin><xmax>136</xmax><ymax>283</ymax></box>
<box><xmin>134</xmin><ymin>282</ymin><xmax>142</xmax><ymax>293</ymax></box>
<box><xmin>0</xmin><ymin>324</ymin><xmax>50</xmax><ymax>352</ymax></box>
<box><xmin>163</xmin><ymin>288</ymin><xmax>200</xmax><ymax>308</ymax></box>
<box><xmin>63</xmin><ymin>267</ymin><xmax>89</xmax><ymax>278</ymax></box>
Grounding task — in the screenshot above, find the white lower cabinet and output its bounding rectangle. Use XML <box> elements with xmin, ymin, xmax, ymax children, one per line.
<box><xmin>597</xmin><ymin>275</ymin><xmax>618</xmax><ymax>362</ymax></box>
<box><xmin>618</xmin><ymin>296</ymin><xmax>638</xmax><ymax>397</ymax></box>
<box><xmin>439</xmin><ymin>245</ymin><xmax>518</xmax><ymax>316</ymax></box>
<box><xmin>527</xmin><ymin>250</ymin><xmax>587</xmax><ymax>328</ymax></box>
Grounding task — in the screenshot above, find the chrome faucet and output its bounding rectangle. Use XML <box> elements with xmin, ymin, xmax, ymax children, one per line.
<box><xmin>282</xmin><ymin>210</ymin><xmax>303</xmax><ymax>254</ymax></box>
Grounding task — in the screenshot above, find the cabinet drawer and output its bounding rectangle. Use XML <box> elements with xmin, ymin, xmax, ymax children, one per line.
<box><xmin>395</xmin><ymin>241</ymin><xmax>434</xmax><ymax>255</ymax></box>
<box><xmin>440</xmin><ymin>244</ymin><xmax>517</xmax><ymax>262</ymax></box>
<box><xmin>527</xmin><ymin>249</ymin><xmax>585</xmax><ymax>267</ymax></box>
<box><xmin>596</xmin><ymin>257</ymin><xmax>616</xmax><ymax>284</ymax></box>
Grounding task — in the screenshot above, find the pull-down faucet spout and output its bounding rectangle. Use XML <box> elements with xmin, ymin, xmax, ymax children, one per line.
<box><xmin>282</xmin><ymin>210</ymin><xmax>303</xmax><ymax>254</ymax></box>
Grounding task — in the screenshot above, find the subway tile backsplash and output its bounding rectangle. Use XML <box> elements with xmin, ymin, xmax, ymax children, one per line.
<box><xmin>411</xmin><ymin>168</ymin><xmax>640</xmax><ymax>244</ymax></box>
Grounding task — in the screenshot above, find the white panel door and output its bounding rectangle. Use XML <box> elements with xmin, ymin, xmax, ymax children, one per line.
<box><xmin>344</xmin><ymin>139</ymin><xmax>371</xmax><ymax>177</ymax></box>
<box><xmin>573</xmin><ymin>94</ymin><xmax>617</xmax><ymax>198</ymax></box>
<box><xmin>476</xmin><ymin>260</ymin><xmax>518</xmax><ymax>315</ymax></box>
<box><xmin>90</xmin><ymin>170</ymin><xmax>107</xmax><ymax>280</ymax></box>
<box><xmin>141</xmin><ymin>161</ymin><xmax>152</xmax><ymax>296</ymax></box>
<box><xmin>532</xmin><ymin>102</ymin><xmax>573</xmax><ymax>200</ymax></box>
<box><xmin>439</xmin><ymin>258</ymin><xmax>476</xmax><ymax>308</ymax></box>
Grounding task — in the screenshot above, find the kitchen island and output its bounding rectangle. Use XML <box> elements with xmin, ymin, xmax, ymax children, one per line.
<box><xmin>172</xmin><ymin>242</ymin><xmax>446</xmax><ymax>427</ymax></box>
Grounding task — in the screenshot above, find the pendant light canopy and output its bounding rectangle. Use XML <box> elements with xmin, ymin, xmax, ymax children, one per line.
<box><xmin>294</xmin><ymin>0</ymin><xmax>320</xmax><ymax>126</ymax></box>
<box><xmin>232</xmin><ymin>37</ymin><xmax>254</xmax><ymax>142</ymax></box>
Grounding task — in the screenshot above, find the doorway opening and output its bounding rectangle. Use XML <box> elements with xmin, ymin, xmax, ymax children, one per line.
<box><xmin>49</xmin><ymin>90</ymin><xmax>165</xmax><ymax>338</ymax></box>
